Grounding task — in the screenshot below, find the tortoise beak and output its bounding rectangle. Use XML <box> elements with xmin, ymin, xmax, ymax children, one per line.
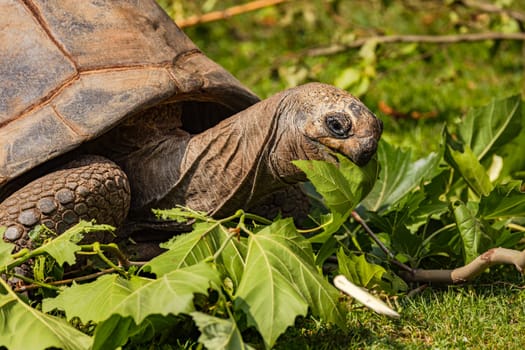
<box><xmin>348</xmin><ymin>135</ymin><xmax>380</xmax><ymax>166</ymax></box>
<box><xmin>351</xmin><ymin>117</ymin><xmax>382</xmax><ymax>166</ymax></box>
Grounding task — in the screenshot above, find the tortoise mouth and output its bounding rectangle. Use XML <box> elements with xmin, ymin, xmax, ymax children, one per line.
<box><xmin>305</xmin><ymin>136</ymin><xmax>361</xmax><ymax>166</ymax></box>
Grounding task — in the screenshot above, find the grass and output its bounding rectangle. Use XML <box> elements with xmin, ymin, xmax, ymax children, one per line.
<box><xmin>122</xmin><ymin>275</ymin><xmax>525</xmax><ymax>349</ymax></box>
<box><xmin>271</xmin><ymin>277</ymin><xmax>525</xmax><ymax>349</ymax></box>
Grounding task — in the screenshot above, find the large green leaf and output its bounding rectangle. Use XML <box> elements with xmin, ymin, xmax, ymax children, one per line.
<box><xmin>361</xmin><ymin>141</ymin><xmax>441</xmax><ymax>212</ymax></box>
<box><xmin>453</xmin><ymin>201</ymin><xmax>497</xmax><ymax>263</ymax></box>
<box><xmin>43</xmin><ymin>262</ymin><xmax>221</xmax><ymax>325</ymax></box>
<box><xmin>191</xmin><ymin>312</ymin><xmax>254</xmax><ymax>350</ymax></box>
<box><xmin>31</xmin><ymin>221</ymin><xmax>115</xmax><ymax>267</ymax></box>
<box><xmin>498</xmin><ymin>127</ymin><xmax>525</xmax><ymax>180</ymax></box>
<box><xmin>294</xmin><ymin>155</ymin><xmax>378</xmax><ymax>242</ymax></box>
<box><xmin>337</xmin><ymin>249</ymin><xmax>385</xmax><ymax>288</ymax></box>
<box><xmin>91</xmin><ymin>315</ymin><xmax>137</xmax><ymax>350</ymax></box>
<box><xmin>336</xmin><ymin>249</ymin><xmax>407</xmax><ymax>293</ymax></box>
<box><xmin>144</xmin><ymin>222</ymin><xmax>247</xmax><ymax>287</ymax></box>
<box><xmin>234</xmin><ymin>219</ymin><xmax>345</xmax><ymax>349</ymax></box>
<box><xmin>459</xmin><ymin>96</ymin><xmax>522</xmax><ymax>161</ymax></box>
<box><xmin>92</xmin><ymin>314</ymin><xmax>190</xmax><ymax>350</ymax></box>
<box><xmin>454</xmin><ymin>202</ymin><xmax>481</xmax><ymax>263</ymax></box>
<box><xmin>143</xmin><ymin>223</ymin><xmax>222</xmax><ymax>276</ymax></box>
<box><xmin>444</xmin><ymin>129</ymin><xmax>493</xmax><ymax>197</ymax></box>
<box><xmin>479</xmin><ymin>182</ymin><xmax>525</xmax><ymax>220</ymax></box>
<box><xmin>294</xmin><ymin>155</ymin><xmax>377</xmax><ymax>215</ymax></box>
<box><xmin>0</xmin><ymin>279</ymin><xmax>92</xmax><ymax>350</ymax></box>
<box><xmin>217</xmin><ymin>233</ymin><xmax>248</xmax><ymax>289</ymax></box>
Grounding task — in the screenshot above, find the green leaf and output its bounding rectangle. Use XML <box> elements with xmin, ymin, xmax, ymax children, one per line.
<box><xmin>498</xmin><ymin>124</ymin><xmax>525</xmax><ymax>180</ymax></box>
<box><xmin>459</xmin><ymin>95</ymin><xmax>522</xmax><ymax>161</ymax></box>
<box><xmin>144</xmin><ymin>222</ymin><xmax>247</xmax><ymax>287</ymax></box>
<box><xmin>0</xmin><ymin>279</ymin><xmax>92</xmax><ymax>350</ymax></box>
<box><xmin>144</xmin><ymin>222</ymin><xmax>222</xmax><ymax>276</ymax></box>
<box><xmin>361</xmin><ymin>141</ymin><xmax>441</xmax><ymax>212</ymax></box>
<box><xmin>33</xmin><ymin>221</ymin><xmax>115</xmax><ymax>267</ymax></box>
<box><xmin>334</xmin><ymin>67</ymin><xmax>361</xmax><ymax>90</ymax></box>
<box><xmin>444</xmin><ymin>128</ymin><xmax>493</xmax><ymax>197</ymax></box>
<box><xmin>0</xmin><ymin>234</ymin><xmax>15</xmax><ymax>268</ymax></box>
<box><xmin>453</xmin><ymin>201</ymin><xmax>495</xmax><ymax>263</ymax></box>
<box><xmin>337</xmin><ymin>153</ymin><xmax>379</xmax><ymax>200</ymax></box>
<box><xmin>191</xmin><ymin>312</ymin><xmax>254</xmax><ymax>350</ymax></box>
<box><xmin>43</xmin><ymin>262</ymin><xmax>221</xmax><ymax>325</ymax></box>
<box><xmin>337</xmin><ymin>248</ymin><xmax>408</xmax><ymax>293</ymax></box>
<box><xmin>92</xmin><ymin>314</ymin><xmax>137</xmax><ymax>350</ymax></box>
<box><xmin>337</xmin><ymin>249</ymin><xmax>386</xmax><ymax>288</ymax></box>
<box><xmin>294</xmin><ymin>155</ymin><xmax>378</xmax><ymax>242</ymax></box>
<box><xmin>454</xmin><ymin>202</ymin><xmax>480</xmax><ymax>263</ymax></box>
<box><xmin>234</xmin><ymin>219</ymin><xmax>345</xmax><ymax>348</ymax></box>
<box><xmin>308</xmin><ymin>212</ymin><xmax>346</xmax><ymax>244</ymax></box>
<box><xmin>296</xmin><ymin>155</ymin><xmax>378</xmax><ymax>214</ymax></box>
<box><xmin>218</xmin><ymin>234</ymin><xmax>248</xmax><ymax>288</ymax></box>
<box><xmin>399</xmin><ymin>184</ymin><xmax>449</xmax><ymax>233</ymax></box>
<box><xmin>479</xmin><ymin>182</ymin><xmax>525</xmax><ymax>220</ymax></box>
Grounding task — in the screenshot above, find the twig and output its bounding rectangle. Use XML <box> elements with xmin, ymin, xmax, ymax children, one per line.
<box><xmin>177</xmin><ymin>0</ymin><xmax>289</xmax><ymax>28</ymax></box>
<box><xmin>12</xmin><ymin>273</ymin><xmax>61</xmax><ymax>291</ymax></box>
<box><xmin>403</xmin><ymin>247</ymin><xmax>525</xmax><ymax>284</ymax></box>
<box><xmin>14</xmin><ymin>268</ymin><xmax>116</xmax><ymax>293</ymax></box>
<box><xmin>455</xmin><ymin>0</ymin><xmax>525</xmax><ymax>24</ymax></box>
<box><xmin>406</xmin><ymin>284</ymin><xmax>428</xmax><ymax>298</ymax></box>
<box><xmin>351</xmin><ymin>211</ymin><xmax>414</xmax><ymax>274</ymax></box>
<box><xmin>305</xmin><ymin>32</ymin><xmax>525</xmax><ymax>57</ymax></box>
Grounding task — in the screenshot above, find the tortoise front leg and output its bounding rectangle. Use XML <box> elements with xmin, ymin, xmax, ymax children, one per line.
<box><xmin>0</xmin><ymin>156</ymin><xmax>130</xmax><ymax>251</ymax></box>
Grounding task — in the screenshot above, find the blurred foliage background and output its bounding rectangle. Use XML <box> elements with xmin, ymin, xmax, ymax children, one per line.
<box><xmin>156</xmin><ymin>0</ymin><xmax>524</xmax><ymax>157</ymax></box>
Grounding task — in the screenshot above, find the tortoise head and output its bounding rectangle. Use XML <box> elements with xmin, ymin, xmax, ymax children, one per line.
<box><xmin>278</xmin><ymin>83</ymin><xmax>383</xmax><ymax>167</ymax></box>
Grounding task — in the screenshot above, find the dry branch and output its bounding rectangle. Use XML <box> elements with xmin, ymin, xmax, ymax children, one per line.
<box><xmin>14</xmin><ymin>268</ymin><xmax>116</xmax><ymax>293</ymax></box>
<box><xmin>306</xmin><ymin>32</ymin><xmax>525</xmax><ymax>57</ymax></box>
<box><xmin>403</xmin><ymin>247</ymin><xmax>525</xmax><ymax>284</ymax></box>
<box><xmin>352</xmin><ymin>211</ymin><xmax>415</xmax><ymax>274</ymax></box>
<box><xmin>456</xmin><ymin>0</ymin><xmax>525</xmax><ymax>24</ymax></box>
<box><xmin>352</xmin><ymin>211</ymin><xmax>525</xmax><ymax>285</ymax></box>
<box><xmin>176</xmin><ymin>0</ymin><xmax>289</xmax><ymax>28</ymax></box>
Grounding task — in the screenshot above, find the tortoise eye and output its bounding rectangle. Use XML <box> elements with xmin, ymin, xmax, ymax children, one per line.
<box><xmin>325</xmin><ymin>113</ymin><xmax>352</xmax><ymax>138</ymax></box>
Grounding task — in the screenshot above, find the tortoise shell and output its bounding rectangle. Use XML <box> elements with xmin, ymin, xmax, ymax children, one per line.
<box><xmin>0</xmin><ymin>0</ymin><xmax>258</xmax><ymax>197</ymax></box>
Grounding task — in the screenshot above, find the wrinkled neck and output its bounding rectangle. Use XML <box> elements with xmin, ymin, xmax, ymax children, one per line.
<box><xmin>266</xmin><ymin>102</ymin><xmax>330</xmax><ymax>184</ymax></box>
<box><xmin>153</xmin><ymin>96</ymin><xmax>291</xmax><ymax>217</ymax></box>
<box><xmin>267</xmin><ymin>122</ymin><xmax>311</xmax><ymax>184</ymax></box>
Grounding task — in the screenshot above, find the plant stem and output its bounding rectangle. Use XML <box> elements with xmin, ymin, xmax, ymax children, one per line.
<box><xmin>11</xmin><ymin>274</ymin><xmax>61</xmax><ymax>291</ymax></box>
<box><xmin>243</xmin><ymin>213</ymin><xmax>273</xmax><ymax>225</ymax></box>
<box><xmin>79</xmin><ymin>243</ymin><xmax>144</xmax><ymax>269</ymax></box>
<box><xmin>210</xmin><ymin>228</ymin><xmax>239</xmax><ymax>262</ymax></box>
<box><xmin>297</xmin><ymin>221</ymin><xmax>331</xmax><ymax>234</ymax></box>
<box><xmin>508</xmin><ymin>223</ymin><xmax>525</xmax><ymax>232</ymax></box>
<box><xmin>13</xmin><ymin>268</ymin><xmax>116</xmax><ymax>293</ymax></box>
<box><xmin>5</xmin><ymin>250</ymin><xmax>41</xmax><ymax>271</ymax></box>
<box><xmin>351</xmin><ymin>211</ymin><xmax>414</xmax><ymax>273</ymax></box>
<box><xmin>90</xmin><ymin>242</ymin><xmax>128</xmax><ymax>277</ymax></box>
<box><xmin>343</xmin><ymin>223</ymin><xmax>363</xmax><ymax>252</ymax></box>
<box><xmin>420</xmin><ymin>223</ymin><xmax>457</xmax><ymax>250</ymax></box>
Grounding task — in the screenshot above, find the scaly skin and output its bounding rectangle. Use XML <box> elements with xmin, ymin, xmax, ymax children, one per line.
<box><xmin>0</xmin><ymin>156</ymin><xmax>130</xmax><ymax>251</ymax></box>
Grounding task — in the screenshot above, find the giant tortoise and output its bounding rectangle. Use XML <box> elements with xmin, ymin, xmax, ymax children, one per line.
<box><xmin>0</xmin><ymin>0</ymin><xmax>383</xmax><ymax>252</ymax></box>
